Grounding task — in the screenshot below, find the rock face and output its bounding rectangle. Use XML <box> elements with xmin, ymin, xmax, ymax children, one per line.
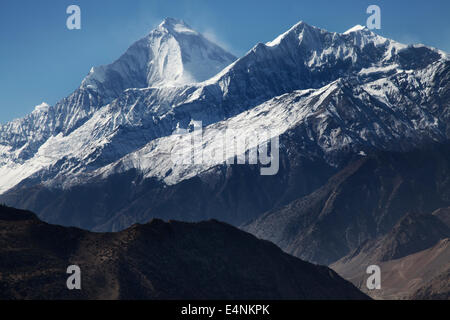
<box><xmin>244</xmin><ymin>144</ymin><xmax>450</xmax><ymax>265</ymax></box>
<box><xmin>0</xmin><ymin>18</ymin><xmax>237</xmax><ymax>193</ymax></box>
<box><xmin>0</xmin><ymin>205</ymin><xmax>368</xmax><ymax>300</ymax></box>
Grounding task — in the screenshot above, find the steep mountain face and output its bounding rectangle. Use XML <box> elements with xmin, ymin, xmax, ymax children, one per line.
<box><xmin>81</xmin><ymin>18</ymin><xmax>237</xmax><ymax>95</ymax></box>
<box><xmin>244</xmin><ymin>144</ymin><xmax>450</xmax><ymax>265</ymax></box>
<box><xmin>0</xmin><ymin>205</ymin><xmax>368</xmax><ymax>300</ymax></box>
<box><xmin>0</xmin><ymin>20</ymin><xmax>449</xmax><ymax>234</ymax></box>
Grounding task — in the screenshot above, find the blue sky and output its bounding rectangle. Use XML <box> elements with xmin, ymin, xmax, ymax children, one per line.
<box><xmin>0</xmin><ymin>0</ymin><xmax>449</xmax><ymax>123</ymax></box>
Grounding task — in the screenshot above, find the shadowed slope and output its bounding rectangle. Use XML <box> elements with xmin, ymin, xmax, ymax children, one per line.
<box><xmin>0</xmin><ymin>205</ymin><xmax>368</xmax><ymax>300</ymax></box>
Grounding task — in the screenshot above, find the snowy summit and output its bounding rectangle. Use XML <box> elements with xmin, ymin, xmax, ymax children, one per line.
<box><xmin>343</xmin><ymin>24</ymin><xmax>368</xmax><ymax>34</ymax></box>
<box><xmin>33</xmin><ymin>102</ymin><xmax>50</xmax><ymax>113</ymax></box>
<box><xmin>81</xmin><ymin>17</ymin><xmax>236</xmax><ymax>93</ymax></box>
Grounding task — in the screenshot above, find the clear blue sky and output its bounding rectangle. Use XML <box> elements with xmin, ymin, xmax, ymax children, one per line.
<box><xmin>0</xmin><ymin>0</ymin><xmax>449</xmax><ymax>124</ymax></box>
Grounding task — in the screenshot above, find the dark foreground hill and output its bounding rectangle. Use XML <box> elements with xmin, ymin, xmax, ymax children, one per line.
<box><xmin>0</xmin><ymin>205</ymin><xmax>368</xmax><ymax>300</ymax></box>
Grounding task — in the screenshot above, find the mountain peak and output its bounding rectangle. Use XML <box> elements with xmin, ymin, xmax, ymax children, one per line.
<box><xmin>157</xmin><ymin>17</ymin><xmax>198</xmax><ymax>35</ymax></box>
<box><xmin>80</xmin><ymin>18</ymin><xmax>235</xmax><ymax>94</ymax></box>
<box><xmin>265</xmin><ymin>20</ymin><xmax>321</xmax><ymax>47</ymax></box>
<box><xmin>343</xmin><ymin>24</ymin><xmax>368</xmax><ymax>34</ymax></box>
<box><xmin>160</xmin><ymin>17</ymin><xmax>185</xmax><ymax>26</ymax></box>
<box><xmin>290</xmin><ymin>20</ymin><xmax>307</xmax><ymax>29</ymax></box>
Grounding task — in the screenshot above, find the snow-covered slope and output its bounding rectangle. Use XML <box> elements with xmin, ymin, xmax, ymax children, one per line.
<box><xmin>0</xmin><ymin>20</ymin><xmax>449</xmax><ymax>226</ymax></box>
<box><xmin>81</xmin><ymin>18</ymin><xmax>236</xmax><ymax>94</ymax></box>
<box><xmin>0</xmin><ymin>18</ymin><xmax>236</xmax><ymax>161</ymax></box>
<box><xmin>62</xmin><ymin>60</ymin><xmax>450</xmax><ymax>189</ymax></box>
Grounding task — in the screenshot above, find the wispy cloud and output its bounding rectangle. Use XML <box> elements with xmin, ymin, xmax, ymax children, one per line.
<box><xmin>201</xmin><ymin>28</ymin><xmax>237</xmax><ymax>56</ymax></box>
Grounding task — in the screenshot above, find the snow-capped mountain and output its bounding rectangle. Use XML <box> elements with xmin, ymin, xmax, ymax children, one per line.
<box><xmin>81</xmin><ymin>18</ymin><xmax>237</xmax><ymax>95</ymax></box>
<box><xmin>0</xmin><ymin>19</ymin><xmax>449</xmax><ymax>231</ymax></box>
<box><xmin>0</xmin><ymin>18</ymin><xmax>236</xmax><ymax>162</ymax></box>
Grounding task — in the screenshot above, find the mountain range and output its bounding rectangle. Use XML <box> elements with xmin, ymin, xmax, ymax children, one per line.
<box><xmin>1</xmin><ymin>19</ymin><xmax>449</xmax><ymax>230</ymax></box>
<box><xmin>0</xmin><ymin>18</ymin><xmax>449</xmax><ymax>299</ymax></box>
